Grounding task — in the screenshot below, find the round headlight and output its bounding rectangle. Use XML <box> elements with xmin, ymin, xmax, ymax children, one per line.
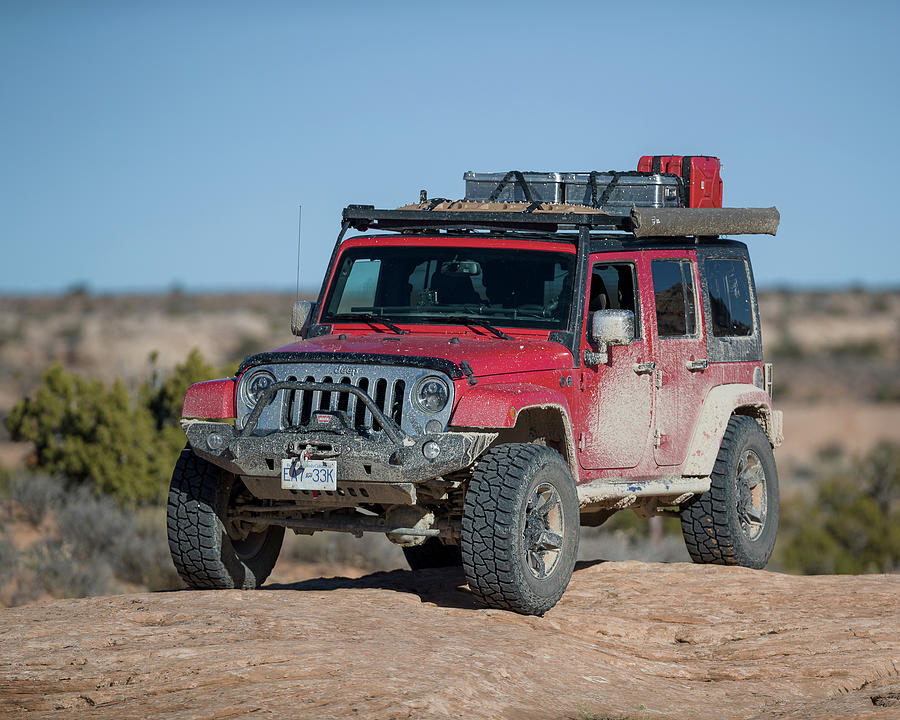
<box><xmin>243</xmin><ymin>370</ymin><xmax>276</xmax><ymax>407</ymax></box>
<box><xmin>414</xmin><ymin>376</ymin><xmax>450</xmax><ymax>414</ymax></box>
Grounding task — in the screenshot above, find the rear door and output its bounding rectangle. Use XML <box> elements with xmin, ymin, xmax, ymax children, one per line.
<box><xmin>648</xmin><ymin>251</ymin><xmax>711</xmax><ymax>466</ymax></box>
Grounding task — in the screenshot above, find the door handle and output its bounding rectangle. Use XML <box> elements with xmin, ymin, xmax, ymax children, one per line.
<box><xmin>686</xmin><ymin>359</ymin><xmax>709</xmax><ymax>372</ymax></box>
<box><xmin>633</xmin><ymin>361</ymin><xmax>656</xmax><ymax>375</ymax></box>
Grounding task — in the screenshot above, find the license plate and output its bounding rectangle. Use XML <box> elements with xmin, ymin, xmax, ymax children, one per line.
<box><xmin>281</xmin><ymin>459</ymin><xmax>337</xmax><ymax>491</ymax></box>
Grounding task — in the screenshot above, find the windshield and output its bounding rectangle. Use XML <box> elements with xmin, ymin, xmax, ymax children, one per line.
<box><xmin>322</xmin><ymin>245</ymin><xmax>576</xmax><ymax>331</ymax></box>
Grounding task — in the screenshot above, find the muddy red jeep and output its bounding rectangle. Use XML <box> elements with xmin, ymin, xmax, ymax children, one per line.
<box><xmin>168</xmin><ymin>158</ymin><xmax>783</xmax><ymax>616</ymax></box>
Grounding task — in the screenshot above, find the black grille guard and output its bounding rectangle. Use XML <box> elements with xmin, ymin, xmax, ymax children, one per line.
<box><xmin>241</xmin><ymin>381</ymin><xmax>407</xmax><ymax>446</ymax></box>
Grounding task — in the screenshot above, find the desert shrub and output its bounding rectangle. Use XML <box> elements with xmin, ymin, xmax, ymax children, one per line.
<box><xmin>5</xmin><ymin>473</ymin><xmax>64</xmax><ymax>524</ymax></box>
<box><xmin>142</xmin><ymin>348</ymin><xmax>218</xmax><ymax>431</ymax></box>
<box><xmin>5</xmin><ymin>350</ymin><xmax>225</xmax><ymax>506</ymax></box>
<box><xmin>868</xmin><ymin>293</ymin><xmax>889</xmax><ymax>314</ymax></box>
<box><xmin>0</xmin><ymin>538</ymin><xmax>19</xmax><ymax>574</ymax></box>
<box><xmin>874</xmin><ymin>384</ymin><xmax>900</xmax><ymax>403</ymax></box>
<box><xmin>770</xmin><ymin>336</ymin><xmax>805</xmax><ymax>360</ymax></box>
<box><xmin>29</xmin><ymin>540</ymin><xmax>115</xmax><ymax>599</ymax></box>
<box><xmin>828</xmin><ymin>339</ymin><xmax>883</xmax><ymax>359</ymax></box>
<box><xmin>141</xmin><ymin>348</ymin><xmax>226</xmax><ymax>483</ymax></box>
<box><xmin>53</xmin><ymin>484</ymin><xmax>181</xmax><ymax>589</ymax></box>
<box><xmin>0</xmin><ymin>464</ymin><xmax>10</xmax><ymax>497</ymax></box>
<box><xmin>2</xmin><ymin>473</ymin><xmax>183</xmax><ymax>604</ymax></box>
<box><xmin>165</xmin><ymin>283</ymin><xmax>190</xmax><ymax>316</ymax></box>
<box><xmin>5</xmin><ymin>366</ymin><xmax>169</xmax><ymax>505</ymax></box>
<box><xmin>777</xmin><ymin>442</ymin><xmax>900</xmax><ymax>574</ymax></box>
<box><xmin>0</xmin><ymin>317</ymin><xmax>25</xmax><ymax>350</ymax></box>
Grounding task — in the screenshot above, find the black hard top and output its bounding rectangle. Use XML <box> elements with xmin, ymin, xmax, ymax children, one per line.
<box><xmin>344</xmin><ymin>230</ymin><xmax>748</xmax><ymax>255</ymax></box>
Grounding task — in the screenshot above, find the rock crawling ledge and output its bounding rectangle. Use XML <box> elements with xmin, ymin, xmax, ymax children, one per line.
<box><xmin>1</xmin><ymin>561</ymin><xmax>899</xmax><ymax>720</ymax></box>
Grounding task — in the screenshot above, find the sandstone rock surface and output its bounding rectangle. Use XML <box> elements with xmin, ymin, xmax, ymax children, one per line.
<box><xmin>1</xmin><ymin>561</ymin><xmax>899</xmax><ymax>719</ymax></box>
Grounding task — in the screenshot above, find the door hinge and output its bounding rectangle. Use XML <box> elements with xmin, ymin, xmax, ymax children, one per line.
<box><xmin>578</xmin><ymin>432</ymin><xmax>585</xmax><ymax>452</ymax></box>
<box><xmin>654</xmin><ymin>428</ymin><xmax>663</xmax><ymax>448</ymax></box>
<box><xmin>654</xmin><ymin>369</ymin><xmax>663</xmax><ymax>390</ymax></box>
<box><xmin>580</xmin><ymin>372</ymin><xmax>586</xmax><ymax>391</ymax></box>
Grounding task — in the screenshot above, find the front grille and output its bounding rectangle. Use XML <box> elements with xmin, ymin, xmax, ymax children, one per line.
<box><xmin>238</xmin><ymin>362</ymin><xmax>454</xmax><ymax>437</ymax></box>
<box><xmin>282</xmin><ymin>374</ymin><xmax>406</xmax><ymax>431</ymax></box>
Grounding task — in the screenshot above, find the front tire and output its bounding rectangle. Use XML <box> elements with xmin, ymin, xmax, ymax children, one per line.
<box><xmin>167</xmin><ymin>448</ymin><xmax>284</xmax><ymax>589</ymax></box>
<box><xmin>461</xmin><ymin>444</ymin><xmax>579</xmax><ymax>616</ymax></box>
<box><xmin>680</xmin><ymin>416</ymin><xmax>779</xmax><ymax>568</ymax></box>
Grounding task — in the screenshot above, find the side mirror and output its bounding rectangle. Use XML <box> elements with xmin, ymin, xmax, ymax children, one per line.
<box><xmin>591</xmin><ymin>309</ymin><xmax>634</xmax><ymax>346</ymax></box>
<box><xmin>586</xmin><ymin>309</ymin><xmax>634</xmax><ymax>365</ymax></box>
<box><xmin>291</xmin><ymin>301</ymin><xmax>316</xmax><ymax>337</ymax></box>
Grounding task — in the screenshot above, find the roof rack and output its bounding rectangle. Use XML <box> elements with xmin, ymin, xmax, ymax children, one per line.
<box><xmin>342</xmin><ymin>163</ymin><xmax>778</xmax><ymax>238</ymax></box>
<box><xmin>342</xmin><ymin>203</ymin><xmax>780</xmax><ymax>238</ymax></box>
<box><xmin>343</xmin><ymin>203</ymin><xmax>627</xmax><ymax>235</ymax></box>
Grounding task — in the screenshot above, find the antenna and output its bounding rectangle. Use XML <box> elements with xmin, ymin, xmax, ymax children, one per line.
<box><xmin>295</xmin><ymin>204</ymin><xmax>302</xmax><ymax>298</ymax></box>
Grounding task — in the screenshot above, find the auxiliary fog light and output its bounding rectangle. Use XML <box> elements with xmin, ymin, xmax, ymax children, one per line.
<box><xmin>422</xmin><ymin>441</ymin><xmax>441</xmax><ymax>460</ymax></box>
<box><xmin>207</xmin><ymin>433</ymin><xmax>224</xmax><ymax>451</ymax></box>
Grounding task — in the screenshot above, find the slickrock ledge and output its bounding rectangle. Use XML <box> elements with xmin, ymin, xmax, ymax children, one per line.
<box><xmin>1</xmin><ymin>561</ymin><xmax>898</xmax><ymax>719</ymax></box>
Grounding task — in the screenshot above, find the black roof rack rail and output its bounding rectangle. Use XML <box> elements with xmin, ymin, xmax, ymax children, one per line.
<box><xmin>342</xmin><ymin>204</ymin><xmax>780</xmax><ymax>238</ymax></box>
<box><xmin>342</xmin><ymin>205</ymin><xmax>631</xmax><ymax>235</ymax></box>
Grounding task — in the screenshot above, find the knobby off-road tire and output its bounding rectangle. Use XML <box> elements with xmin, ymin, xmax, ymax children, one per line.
<box><xmin>403</xmin><ymin>538</ymin><xmax>463</xmax><ymax>571</ymax></box>
<box><xmin>680</xmin><ymin>416</ymin><xmax>779</xmax><ymax>568</ymax></box>
<box><xmin>167</xmin><ymin>447</ymin><xmax>284</xmax><ymax>589</ymax></box>
<box><xmin>461</xmin><ymin>444</ymin><xmax>580</xmax><ymax>616</ymax></box>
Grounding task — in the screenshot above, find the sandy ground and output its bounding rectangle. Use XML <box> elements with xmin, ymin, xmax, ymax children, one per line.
<box><xmin>1</xmin><ymin>562</ymin><xmax>898</xmax><ymax>720</ymax></box>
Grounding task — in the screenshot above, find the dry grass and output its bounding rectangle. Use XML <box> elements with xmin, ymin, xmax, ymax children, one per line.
<box><xmin>0</xmin><ymin>474</ymin><xmax>183</xmax><ymax>607</ymax></box>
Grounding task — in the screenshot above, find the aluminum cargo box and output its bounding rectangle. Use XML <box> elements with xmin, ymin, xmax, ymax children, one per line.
<box><xmin>464</xmin><ymin>171</ymin><xmax>565</xmax><ymax>203</ymax></box>
<box><xmin>563</xmin><ymin>172</ymin><xmax>683</xmax><ymax>209</ymax></box>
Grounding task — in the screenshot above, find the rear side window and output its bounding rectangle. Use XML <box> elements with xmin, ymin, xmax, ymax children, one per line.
<box><xmin>705</xmin><ymin>259</ymin><xmax>754</xmax><ymax>337</ymax></box>
<box><xmin>651</xmin><ymin>259</ymin><xmax>697</xmax><ymax>337</ymax></box>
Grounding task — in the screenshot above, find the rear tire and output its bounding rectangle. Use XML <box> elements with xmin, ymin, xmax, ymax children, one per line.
<box><xmin>167</xmin><ymin>447</ymin><xmax>284</xmax><ymax>589</ymax></box>
<box><xmin>461</xmin><ymin>444</ymin><xmax>579</xmax><ymax>616</ymax></box>
<box><xmin>680</xmin><ymin>416</ymin><xmax>779</xmax><ymax>568</ymax></box>
<box><xmin>402</xmin><ymin>538</ymin><xmax>463</xmax><ymax>571</ymax></box>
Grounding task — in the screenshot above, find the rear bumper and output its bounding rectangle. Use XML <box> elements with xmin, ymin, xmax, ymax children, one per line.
<box><xmin>182</xmin><ymin>420</ymin><xmax>495</xmax><ymax>484</ymax></box>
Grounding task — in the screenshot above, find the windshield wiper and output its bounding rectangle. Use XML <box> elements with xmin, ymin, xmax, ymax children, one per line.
<box><xmin>333</xmin><ymin>312</ymin><xmax>408</xmax><ymax>335</ymax></box>
<box><xmin>421</xmin><ymin>315</ymin><xmax>512</xmax><ymax>340</ymax></box>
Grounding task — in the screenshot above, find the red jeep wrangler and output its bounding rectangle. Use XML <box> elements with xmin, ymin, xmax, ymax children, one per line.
<box><xmin>168</xmin><ymin>159</ymin><xmax>783</xmax><ymax>616</ymax></box>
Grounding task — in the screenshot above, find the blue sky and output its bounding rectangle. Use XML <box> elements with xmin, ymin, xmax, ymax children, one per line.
<box><xmin>2</xmin><ymin>0</ymin><xmax>899</xmax><ymax>293</ymax></box>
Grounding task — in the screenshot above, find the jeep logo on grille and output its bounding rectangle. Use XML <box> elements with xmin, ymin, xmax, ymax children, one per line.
<box><xmin>336</xmin><ymin>365</ymin><xmax>363</xmax><ymax>376</ymax></box>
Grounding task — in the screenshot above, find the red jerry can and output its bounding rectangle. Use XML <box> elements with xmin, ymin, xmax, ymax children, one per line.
<box><xmin>637</xmin><ymin>155</ymin><xmax>723</xmax><ymax>208</ymax></box>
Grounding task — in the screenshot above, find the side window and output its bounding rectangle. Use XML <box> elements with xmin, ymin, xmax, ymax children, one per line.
<box><xmin>588</xmin><ymin>262</ymin><xmax>640</xmax><ymax>337</ymax></box>
<box><xmin>705</xmin><ymin>258</ymin><xmax>754</xmax><ymax>337</ymax></box>
<box><xmin>651</xmin><ymin>259</ymin><xmax>697</xmax><ymax>337</ymax></box>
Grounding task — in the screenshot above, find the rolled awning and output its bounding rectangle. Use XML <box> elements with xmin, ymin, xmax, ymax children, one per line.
<box><xmin>630</xmin><ymin>206</ymin><xmax>780</xmax><ymax>237</ymax></box>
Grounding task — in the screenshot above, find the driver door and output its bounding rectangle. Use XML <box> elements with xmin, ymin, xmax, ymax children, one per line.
<box><xmin>577</xmin><ymin>255</ymin><xmax>654</xmax><ymax>471</ymax></box>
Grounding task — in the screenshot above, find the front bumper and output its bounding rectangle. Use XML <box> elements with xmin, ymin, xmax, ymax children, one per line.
<box><xmin>183</xmin><ymin>420</ymin><xmax>495</xmax><ymax>485</ymax></box>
